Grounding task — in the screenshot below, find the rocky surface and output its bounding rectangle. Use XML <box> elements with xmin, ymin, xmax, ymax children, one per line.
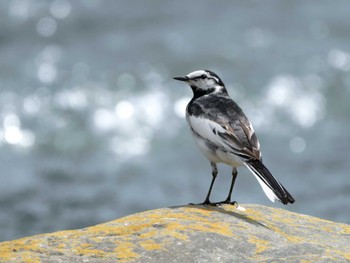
<box><xmin>0</xmin><ymin>204</ymin><xmax>350</xmax><ymax>262</ymax></box>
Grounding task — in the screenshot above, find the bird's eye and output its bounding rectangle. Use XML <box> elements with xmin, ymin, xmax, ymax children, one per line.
<box><xmin>200</xmin><ymin>74</ymin><xmax>206</xmax><ymax>79</ymax></box>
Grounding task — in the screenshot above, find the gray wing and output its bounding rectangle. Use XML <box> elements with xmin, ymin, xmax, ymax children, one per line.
<box><xmin>188</xmin><ymin>95</ymin><xmax>261</xmax><ymax>160</ymax></box>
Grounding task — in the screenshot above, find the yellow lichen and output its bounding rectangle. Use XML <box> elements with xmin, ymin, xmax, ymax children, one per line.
<box><xmin>139</xmin><ymin>229</ymin><xmax>159</xmax><ymax>239</ymax></box>
<box><xmin>340</xmin><ymin>225</ymin><xmax>350</xmax><ymax>235</ymax></box>
<box><xmin>161</xmin><ymin>224</ymin><xmax>189</xmax><ymax>241</ymax></box>
<box><xmin>188</xmin><ymin>222</ymin><xmax>233</xmax><ymax>237</ymax></box>
<box><xmin>248</xmin><ymin>236</ymin><xmax>270</xmax><ymax>254</ymax></box>
<box><xmin>114</xmin><ymin>241</ymin><xmax>139</xmax><ymax>262</ymax></box>
<box><xmin>139</xmin><ymin>240</ymin><xmax>163</xmax><ymax>251</ymax></box>
<box><xmin>0</xmin><ymin>238</ymin><xmax>42</xmax><ymax>263</ymax></box>
<box><xmin>325</xmin><ymin>248</ymin><xmax>350</xmax><ymax>261</ymax></box>
<box><xmin>1</xmin><ymin>205</ymin><xmax>349</xmax><ymax>262</ymax></box>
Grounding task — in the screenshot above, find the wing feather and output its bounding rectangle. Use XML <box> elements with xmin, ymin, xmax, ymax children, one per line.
<box><xmin>188</xmin><ymin>116</ymin><xmax>244</xmax><ymax>152</ymax></box>
<box><xmin>187</xmin><ymin>96</ymin><xmax>262</xmax><ymax>161</ymax></box>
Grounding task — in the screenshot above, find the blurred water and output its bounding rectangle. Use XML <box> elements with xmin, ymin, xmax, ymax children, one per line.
<box><xmin>0</xmin><ymin>0</ymin><xmax>350</xmax><ymax>242</ymax></box>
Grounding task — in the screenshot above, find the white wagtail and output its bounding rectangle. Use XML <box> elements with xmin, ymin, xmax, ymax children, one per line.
<box><xmin>174</xmin><ymin>70</ymin><xmax>295</xmax><ymax>205</ymax></box>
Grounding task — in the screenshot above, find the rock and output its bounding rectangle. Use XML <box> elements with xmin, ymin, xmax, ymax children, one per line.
<box><xmin>0</xmin><ymin>204</ymin><xmax>349</xmax><ymax>262</ymax></box>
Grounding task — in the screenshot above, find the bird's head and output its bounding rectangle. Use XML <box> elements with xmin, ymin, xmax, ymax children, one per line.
<box><xmin>174</xmin><ymin>70</ymin><xmax>226</xmax><ymax>96</ymax></box>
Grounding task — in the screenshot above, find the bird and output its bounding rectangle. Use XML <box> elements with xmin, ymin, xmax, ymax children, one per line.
<box><xmin>173</xmin><ymin>70</ymin><xmax>295</xmax><ymax>206</ymax></box>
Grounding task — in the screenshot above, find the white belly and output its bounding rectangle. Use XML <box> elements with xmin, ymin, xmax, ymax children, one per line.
<box><xmin>191</xmin><ymin>131</ymin><xmax>243</xmax><ymax>168</ymax></box>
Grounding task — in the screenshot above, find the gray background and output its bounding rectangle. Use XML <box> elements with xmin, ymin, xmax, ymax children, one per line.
<box><xmin>0</xmin><ymin>0</ymin><xmax>349</xmax><ymax>241</ymax></box>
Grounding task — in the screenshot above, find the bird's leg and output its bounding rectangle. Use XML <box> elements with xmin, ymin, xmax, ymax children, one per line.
<box><xmin>215</xmin><ymin>168</ymin><xmax>238</xmax><ymax>206</ymax></box>
<box><xmin>225</xmin><ymin>167</ymin><xmax>238</xmax><ymax>203</ymax></box>
<box><xmin>201</xmin><ymin>163</ymin><xmax>218</xmax><ymax>205</ymax></box>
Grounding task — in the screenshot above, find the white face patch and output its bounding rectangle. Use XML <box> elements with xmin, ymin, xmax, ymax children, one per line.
<box><xmin>186</xmin><ymin>70</ymin><xmax>221</xmax><ymax>91</ymax></box>
<box><xmin>186</xmin><ymin>70</ymin><xmax>207</xmax><ymax>79</ymax></box>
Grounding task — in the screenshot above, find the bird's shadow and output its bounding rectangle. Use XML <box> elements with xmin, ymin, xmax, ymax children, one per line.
<box><xmin>170</xmin><ymin>204</ymin><xmax>270</xmax><ymax>230</ymax></box>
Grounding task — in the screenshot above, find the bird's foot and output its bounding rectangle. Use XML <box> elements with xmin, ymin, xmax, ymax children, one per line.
<box><xmin>188</xmin><ymin>199</ymin><xmax>237</xmax><ymax>207</ymax></box>
<box><xmin>188</xmin><ymin>199</ymin><xmax>218</xmax><ymax>206</ymax></box>
<box><xmin>211</xmin><ymin>200</ymin><xmax>237</xmax><ymax>207</ymax></box>
<box><xmin>188</xmin><ymin>202</ymin><xmax>218</xmax><ymax>206</ymax></box>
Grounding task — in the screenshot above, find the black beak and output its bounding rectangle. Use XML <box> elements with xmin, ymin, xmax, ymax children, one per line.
<box><xmin>173</xmin><ymin>76</ymin><xmax>189</xmax><ymax>81</ymax></box>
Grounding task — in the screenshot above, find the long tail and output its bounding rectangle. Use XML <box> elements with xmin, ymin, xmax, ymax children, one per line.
<box><xmin>245</xmin><ymin>159</ymin><xmax>295</xmax><ymax>205</ymax></box>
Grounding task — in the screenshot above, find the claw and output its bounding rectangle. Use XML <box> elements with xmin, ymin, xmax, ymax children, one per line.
<box><xmin>188</xmin><ymin>200</ymin><xmax>237</xmax><ymax>207</ymax></box>
<box><xmin>211</xmin><ymin>200</ymin><xmax>237</xmax><ymax>206</ymax></box>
